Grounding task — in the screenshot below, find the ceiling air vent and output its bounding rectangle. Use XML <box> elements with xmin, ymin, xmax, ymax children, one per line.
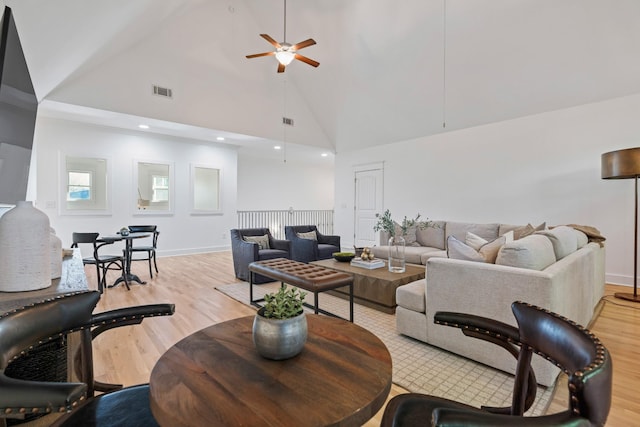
<box><xmin>282</xmin><ymin>117</ymin><xmax>294</xmax><ymax>126</ymax></box>
<box><xmin>152</xmin><ymin>85</ymin><xmax>173</xmax><ymax>98</ymax></box>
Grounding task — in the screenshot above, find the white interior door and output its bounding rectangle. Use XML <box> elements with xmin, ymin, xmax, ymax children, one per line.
<box><xmin>354</xmin><ymin>166</ymin><xmax>383</xmax><ymax>248</ymax></box>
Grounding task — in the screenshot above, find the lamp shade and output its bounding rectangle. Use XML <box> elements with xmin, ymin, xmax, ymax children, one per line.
<box><xmin>602</xmin><ymin>147</ymin><xmax>640</xmax><ymax>179</ymax></box>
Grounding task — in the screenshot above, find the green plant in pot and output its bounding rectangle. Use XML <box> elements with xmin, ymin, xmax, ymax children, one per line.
<box><xmin>252</xmin><ymin>285</ymin><xmax>308</xmax><ymax>360</ymax></box>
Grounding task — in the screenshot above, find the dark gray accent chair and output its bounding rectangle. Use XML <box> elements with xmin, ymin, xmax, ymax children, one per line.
<box><xmin>284</xmin><ymin>225</ymin><xmax>341</xmax><ymax>263</ymax></box>
<box><xmin>230</xmin><ymin>228</ymin><xmax>291</xmax><ymax>284</ymax></box>
<box><xmin>0</xmin><ymin>291</ymin><xmax>175</xmax><ymax>427</ymax></box>
<box><xmin>380</xmin><ymin>301</ymin><xmax>612</xmax><ymax>427</ymax></box>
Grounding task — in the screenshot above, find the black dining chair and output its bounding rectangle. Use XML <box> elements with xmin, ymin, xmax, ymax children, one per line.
<box><xmin>380</xmin><ymin>301</ymin><xmax>612</xmax><ymax>427</ymax></box>
<box><xmin>0</xmin><ymin>291</ymin><xmax>175</xmax><ymax>427</ymax></box>
<box><xmin>127</xmin><ymin>225</ymin><xmax>160</xmax><ymax>278</ymax></box>
<box><xmin>71</xmin><ymin>232</ymin><xmax>129</xmax><ymax>292</ymax></box>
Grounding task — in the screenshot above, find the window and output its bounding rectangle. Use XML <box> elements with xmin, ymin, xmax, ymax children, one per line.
<box><xmin>60</xmin><ymin>155</ymin><xmax>111</xmax><ymax>215</ymax></box>
<box><xmin>67</xmin><ymin>171</ymin><xmax>92</xmax><ymax>201</ymax></box>
<box><xmin>152</xmin><ymin>175</ymin><xmax>169</xmax><ymax>202</ymax></box>
<box><xmin>134</xmin><ymin>160</ymin><xmax>173</xmax><ymax>215</ymax></box>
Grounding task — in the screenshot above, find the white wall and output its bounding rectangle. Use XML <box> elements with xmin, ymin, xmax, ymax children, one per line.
<box><xmin>34</xmin><ymin>117</ymin><xmax>238</xmax><ymax>256</ymax></box>
<box><xmin>335</xmin><ymin>94</ymin><xmax>640</xmax><ymax>286</ymax></box>
<box><xmin>237</xmin><ymin>153</ymin><xmax>334</xmax><ymax>211</ymax></box>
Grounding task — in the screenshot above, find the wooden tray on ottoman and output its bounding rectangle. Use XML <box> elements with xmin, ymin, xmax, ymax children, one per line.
<box><xmin>310</xmin><ymin>259</ymin><xmax>425</xmax><ymax>313</ymax></box>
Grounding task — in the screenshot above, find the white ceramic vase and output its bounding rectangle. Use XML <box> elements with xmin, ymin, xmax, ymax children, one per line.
<box><xmin>50</xmin><ymin>227</ymin><xmax>62</xmax><ymax>279</ymax></box>
<box><xmin>0</xmin><ymin>201</ymin><xmax>51</xmax><ymax>292</ymax></box>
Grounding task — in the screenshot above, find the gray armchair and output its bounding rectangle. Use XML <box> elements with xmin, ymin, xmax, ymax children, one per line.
<box><xmin>284</xmin><ymin>225</ymin><xmax>341</xmax><ymax>263</ymax></box>
<box><xmin>230</xmin><ymin>228</ymin><xmax>291</xmax><ymax>284</ymax></box>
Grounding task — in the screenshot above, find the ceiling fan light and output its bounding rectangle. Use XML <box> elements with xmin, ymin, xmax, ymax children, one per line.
<box><xmin>275</xmin><ymin>50</ymin><xmax>294</xmax><ymax>66</ymax></box>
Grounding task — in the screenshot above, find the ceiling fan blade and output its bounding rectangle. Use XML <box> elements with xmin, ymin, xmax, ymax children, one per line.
<box><xmin>260</xmin><ymin>34</ymin><xmax>281</xmax><ymax>48</ymax></box>
<box><xmin>277</xmin><ymin>62</ymin><xmax>286</xmax><ymax>73</ymax></box>
<box><xmin>292</xmin><ymin>38</ymin><xmax>316</xmax><ymax>51</ymax></box>
<box><xmin>246</xmin><ymin>51</ymin><xmax>275</xmax><ymax>59</ymax></box>
<box><xmin>294</xmin><ymin>54</ymin><xmax>319</xmax><ymax>68</ymax></box>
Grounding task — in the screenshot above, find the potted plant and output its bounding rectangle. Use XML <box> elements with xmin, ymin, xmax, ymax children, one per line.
<box><xmin>252</xmin><ymin>285</ymin><xmax>308</xmax><ymax>360</ymax></box>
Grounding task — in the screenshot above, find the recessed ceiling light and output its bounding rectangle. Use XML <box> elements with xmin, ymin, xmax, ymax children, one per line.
<box><xmin>216</xmin><ymin>136</ymin><xmax>225</xmax><ymax>141</ymax></box>
<box><xmin>274</xmin><ymin>145</ymin><xmax>282</xmax><ymax>150</ymax></box>
<box><xmin>138</xmin><ymin>124</ymin><xmax>149</xmax><ymax>129</ymax></box>
<box><xmin>321</xmin><ymin>153</ymin><xmax>329</xmax><ymax>157</ymax></box>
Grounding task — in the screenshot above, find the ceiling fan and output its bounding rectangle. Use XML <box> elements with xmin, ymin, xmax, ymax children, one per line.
<box><xmin>245</xmin><ymin>0</ymin><xmax>319</xmax><ymax>73</ymax></box>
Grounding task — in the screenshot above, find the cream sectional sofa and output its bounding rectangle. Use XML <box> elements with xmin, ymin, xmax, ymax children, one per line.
<box><xmin>374</xmin><ymin>221</ymin><xmax>605</xmax><ymax>387</ymax></box>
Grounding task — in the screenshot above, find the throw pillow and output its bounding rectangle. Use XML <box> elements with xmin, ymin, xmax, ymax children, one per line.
<box><xmin>393</xmin><ymin>222</ymin><xmax>421</xmax><ymax>247</ymax></box>
<box><xmin>479</xmin><ymin>234</ymin><xmax>508</xmax><ymax>263</ymax></box>
<box><xmin>495</xmin><ymin>235</ymin><xmax>556</xmax><ymax>270</ymax></box>
<box><xmin>465</xmin><ymin>232</ymin><xmax>488</xmax><ymax>251</ymax></box>
<box><xmin>243</xmin><ymin>234</ymin><xmax>270</xmax><ymax>250</ymax></box>
<box><xmin>534</xmin><ymin>225</ymin><xmax>578</xmax><ymax>260</ymax></box>
<box><xmin>512</xmin><ymin>224</ymin><xmax>534</xmax><ymax>240</ymax></box>
<box><xmin>447</xmin><ymin>236</ymin><xmax>485</xmax><ymax>262</ymax></box>
<box><xmin>296</xmin><ymin>230</ymin><xmax>317</xmax><ymax>240</ymax></box>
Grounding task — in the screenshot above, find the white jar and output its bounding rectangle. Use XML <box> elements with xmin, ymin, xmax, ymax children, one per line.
<box><xmin>50</xmin><ymin>227</ymin><xmax>62</xmax><ymax>279</ymax></box>
<box><xmin>0</xmin><ymin>201</ymin><xmax>51</xmax><ymax>291</ymax></box>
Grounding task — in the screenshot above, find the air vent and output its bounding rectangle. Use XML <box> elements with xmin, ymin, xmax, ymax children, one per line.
<box><xmin>152</xmin><ymin>85</ymin><xmax>173</xmax><ymax>98</ymax></box>
<box><xmin>282</xmin><ymin>117</ymin><xmax>294</xmax><ymax>126</ymax></box>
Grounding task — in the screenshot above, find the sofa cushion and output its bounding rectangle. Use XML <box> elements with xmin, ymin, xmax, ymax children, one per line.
<box><xmin>420</xmin><ymin>249</ymin><xmax>448</xmax><ymax>264</ymax></box>
<box><xmin>445</xmin><ymin>222</ymin><xmax>500</xmax><ymax>249</ymax></box>
<box><xmin>243</xmin><ymin>234</ymin><xmax>270</xmax><ymax>250</ymax></box>
<box><xmin>396</xmin><ymin>279</ymin><xmax>426</xmax><ymax>313</ymax></box>
<box><xmin>416</xmin><ymin>220</ymin><xmax>446</xmax><ymax>249</ymax></box>
<box><xmin>534</xmin><ymin>225</ymin><xmax>578</xmax><ymax>260</ymax></box>
<box><xmin>447</xmin><ymin>236</ymin><xmax>485</xmax><ymax>262</ymax></box>
<box><xmin>495</xmin><ymin>235</ymin><xmax>556</xmax><ymax>270</ymax></box>
<box><xmin>404</xmin><ymin>246</ymin><xmax>429</xmax><ymax>264</ymax></box>
<box><xmin>296</xmin><ymin>230</ymin><xmax>317</xmax><ymax>240</ymax></box>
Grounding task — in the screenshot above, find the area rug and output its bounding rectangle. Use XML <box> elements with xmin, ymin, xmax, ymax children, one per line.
<box><xmin>215</xmin><ymin>281</ymin><xmax>554</xmax><ymax>416</ymax></box>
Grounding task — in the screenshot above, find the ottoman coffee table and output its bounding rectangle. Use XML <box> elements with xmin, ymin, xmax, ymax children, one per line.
<box><xmin>249</xmin><ymin>258</ymin><xmax>354</xmax><ymax>321</ymax></box>
<box><xmin>310</xmin><ymin>259</ymin><xmax>425</xmax><ymax>313</ymax></box>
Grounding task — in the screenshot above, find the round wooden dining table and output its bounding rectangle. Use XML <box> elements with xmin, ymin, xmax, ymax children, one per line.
<box><xmin>149</xmin><ymin>314</ymin><xmax>392</xmax><ymax>427</ymax></box>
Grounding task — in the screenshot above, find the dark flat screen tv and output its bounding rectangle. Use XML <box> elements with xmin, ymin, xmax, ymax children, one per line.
<box><xmin>0</xmin><ymin>6</ymin><xmax>38</xmax><ymax>206</ymax></box>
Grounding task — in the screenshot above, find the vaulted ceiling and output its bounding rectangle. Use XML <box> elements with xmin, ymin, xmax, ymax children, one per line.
<box><xmin>6</xmin><ymin>0</ymin><xmax>640</xmax><ymax>160</ymax></box>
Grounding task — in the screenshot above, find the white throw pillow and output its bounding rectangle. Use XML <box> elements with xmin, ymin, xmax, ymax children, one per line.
<box><xmin>465</xmin><ymin>232</ymin><xmax>488</xmax><ymax>251</ymax></box>
<box><xmin>447</xmin><ymin>236</ymin><xmax>485</xmax><ymax>262</ymax></box>
<box><xmin>296</xmin><ymin>230</ymin><xmax>317</xmax><ymax>240</ymax></box>
<box><xmin>243</xmin><ymin>234</ymin><xmax>270</xmax><ymax>250</ymax></box>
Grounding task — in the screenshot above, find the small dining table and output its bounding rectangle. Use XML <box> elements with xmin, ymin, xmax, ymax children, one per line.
<box><xmin>98</xmin><ymin>232</ymin><xmax>150</xmax><ymax>287</ymax></box>
<box><xmin>149</xmin><ymin>314</ymin><xmax>392</xmax><ymax>426</ymax></box>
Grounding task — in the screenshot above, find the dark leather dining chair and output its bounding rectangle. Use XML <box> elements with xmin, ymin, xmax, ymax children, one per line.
<box><xmin>0</xmin><ymin>291</ymin><xmax>174</xmax><ymax>427</ymax></box>
<box><xmin>230</xmin><ymin>228</ymin><xmax>291</xmax><ymax>284</ymax></box>
<box><xmin>380</xmin><ymin>301</ymin><xmax>612</xmax><ymax>427</ymax></box>
<box><xmin>285</xmin><ymin>225</ymin><xmax>341</xmax><ymax>263</ymax></box>
<box><xmin>127</xmin><ymin>225</ymin><xmax>160</xmax><ymax>278</ymax></box>
<box><xmin>71</xmin><ymin>232</ymin><xmax>128</xmax><ymax>292</ymax></box>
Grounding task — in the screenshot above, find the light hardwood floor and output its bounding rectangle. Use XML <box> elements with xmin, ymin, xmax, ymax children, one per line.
<box><xmin>90</xmin><ymin>252</ymin><xmax>639</xmax><ymax>426</ymax></box>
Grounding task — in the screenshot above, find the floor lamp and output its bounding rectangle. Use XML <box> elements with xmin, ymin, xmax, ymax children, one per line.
<box><xmin>602</xmin><ymin>147</ymin><xmax>640</xmax><ymax>302</ymax></box>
